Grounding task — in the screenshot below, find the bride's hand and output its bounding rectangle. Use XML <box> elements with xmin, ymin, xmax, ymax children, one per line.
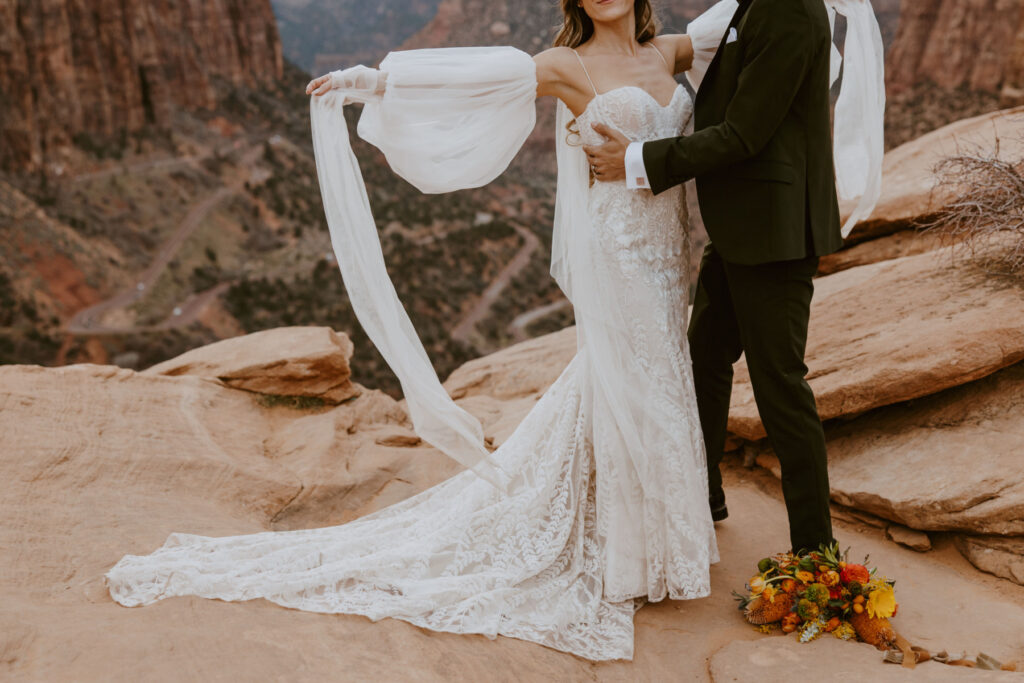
<box><xmin>306</xmin><ymin>75</ymin><xmax>333</xmax><ymax>97</ymax></box>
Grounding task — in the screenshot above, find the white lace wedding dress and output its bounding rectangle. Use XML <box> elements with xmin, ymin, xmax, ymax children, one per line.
<box><xmin>106</xmin><ymin>79</ymin><xmax>718</xmax><ymax>665</ymax></box>
<box><xmin>105</xmin><ymin>0</ymin><xmax>885</xmax><ymax>662</ymax></box>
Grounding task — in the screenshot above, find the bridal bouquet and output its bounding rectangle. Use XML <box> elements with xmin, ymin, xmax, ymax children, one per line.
<box><xmin>734</xmin><ymin>543</ymin><xmax>898</xmax><ymax>647</ymax></box>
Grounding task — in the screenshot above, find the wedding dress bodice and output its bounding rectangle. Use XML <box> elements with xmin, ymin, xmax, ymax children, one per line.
<box><xmin>576</xmin><ymin>83</ymin><xmax>691</xmax><ymax>148</ymax></box>
<box><xmin>577</xmin><ymin>83</ymin><xmax>692</xmax><ymax>279</ymax></box>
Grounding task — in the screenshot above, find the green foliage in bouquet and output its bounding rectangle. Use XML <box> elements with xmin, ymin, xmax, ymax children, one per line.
<box><xmin>734</xmin><ymin>542</ymin><xmax>899</xmax><ymax>648</ymax></box>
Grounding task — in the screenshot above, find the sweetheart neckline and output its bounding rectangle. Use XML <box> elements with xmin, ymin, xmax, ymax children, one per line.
<box><xmin>577</xmin><ymin>83</ymin><xmax>685</xmax><ymax>120</ymax></box>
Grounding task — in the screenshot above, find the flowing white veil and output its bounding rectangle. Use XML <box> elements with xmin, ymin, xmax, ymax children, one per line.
<box><xmin>826</xmin><ymin>0</ymin><xmax>886</xmax><ymax>236</ymax></box>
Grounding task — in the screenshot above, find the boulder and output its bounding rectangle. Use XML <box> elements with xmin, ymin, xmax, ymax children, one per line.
<box><xmin>885</xmin><ymin>525</ymin><xmax>932</xmax><ymax>553</ymax></box>
<box><xmin>145</xmin><ymin>326</ymin><xmax>360</xmax><ymax>404</ymax></box>
<box><xmin>843</xmin><ymin>107</ymin><xmax>1024</xmax><ymax>244</ymax></box>
<box><xmin>756</xmin><ymin>362</ymin><xmax>1024</xmax><ymax>536</ymax></box>
<box><xmin>831</xmin><ymin>504</ymin><xmax>889</xmax><ymax>529</ymax></box>
<box><xmin>729</xmin><ymin>246</ymin><xmax>1024</xmax><ymax>441</ymax></box>
<box><xmin>445</xmin><ymin>325</ymin><xmax>576</xmax><ymax>401</ymax></box>
<box><xmin>817</xmin><ymin>230</ymin><xmax>947</xmax><ymax>275</ymax></box>
<box><xmin>955</xmin><ymin>536</ymin><xmax>1024</xmax><ymax>586</ymax></box>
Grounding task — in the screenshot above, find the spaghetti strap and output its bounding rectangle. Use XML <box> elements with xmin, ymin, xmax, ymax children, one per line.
<box><xmin>570</xmin><ymin>49</ymin><xmax>598</xmax><ymax>96</ymax></box>
<box><xmin>647</xmin><ymin>42</ymin><xmax>670</xmax><ymax>71</ymax></box>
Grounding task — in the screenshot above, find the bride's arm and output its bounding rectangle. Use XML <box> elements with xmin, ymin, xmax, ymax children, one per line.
<box><xmin>534</xmin><ymin>47</ymin><xmax>592</xmax><ymax>118</ymax></box>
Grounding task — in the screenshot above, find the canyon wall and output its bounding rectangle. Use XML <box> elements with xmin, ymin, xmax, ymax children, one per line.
<box><xmin>0</xmin><ymin>0</ymin><xmax>283</xmax><ymax>170</ymax></box>
<box><xmin>886</xmin><ymin>0</ymin><xmax>1024</xmax><ymax>103</ymax></box>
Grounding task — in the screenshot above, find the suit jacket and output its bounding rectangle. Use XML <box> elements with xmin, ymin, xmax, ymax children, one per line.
<box><xmin>643</xmin><ymin>0</ymin><xmax>843</xmax><ymax>265</ymax></box>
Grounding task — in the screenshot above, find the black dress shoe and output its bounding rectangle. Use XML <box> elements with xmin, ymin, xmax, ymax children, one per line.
<box><xmin>709</xmin><ymin>492</ymin><xmax>728</xmax><ymax>522</ymax></box>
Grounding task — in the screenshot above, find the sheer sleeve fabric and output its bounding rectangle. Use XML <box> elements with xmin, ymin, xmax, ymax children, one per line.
<box><xmin>684</xmin><ymin>0</ymin><xmax>739</xmax><ymax>92</ymax></box>
<box><xmin>358</xmin><ymin>47</ymin><xmax>538</xmax><ymax>193</ymax></box>
<box><xmin>310</xmin><ymin>47</ymin><xmax>537</xmax><ymax>490</ymax></box>
<box><xmin>825</xmin><ymin>0</ymin><xmax>886</xmax><ymax>237</ymax></box>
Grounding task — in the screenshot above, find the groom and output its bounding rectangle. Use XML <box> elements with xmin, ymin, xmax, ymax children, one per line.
<box><xmin>585</xmin><ymin>0</ymin><xmax>840</xmax><ymax>555</ymax></box>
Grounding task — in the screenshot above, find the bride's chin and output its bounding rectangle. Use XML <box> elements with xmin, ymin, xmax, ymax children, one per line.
<box><xmin>584</xmin><ymin>0</ymin><xmax>632</xmax><ymax>21</ymax></box>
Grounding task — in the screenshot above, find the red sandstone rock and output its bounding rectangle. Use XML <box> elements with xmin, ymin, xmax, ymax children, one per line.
<box><xmin>0</xmin><ymin>0</ymin><xmax>283</xmax><ymax>171</ymax></box>
<box><xmin>145</xmin><ymin>326</ymin><xmax>361</xmax><ymax>404</ymax></box>
<box><xmin>886</xmin><ymin>0</ymin><xmax>1024</xmax><ymax>105</ymax></box>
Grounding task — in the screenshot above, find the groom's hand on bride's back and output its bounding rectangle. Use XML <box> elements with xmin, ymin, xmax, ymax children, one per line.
<box><xmin>584</xmin><ymin>123</ymin><xmax>629</xmax><ymax>182</ymax></box>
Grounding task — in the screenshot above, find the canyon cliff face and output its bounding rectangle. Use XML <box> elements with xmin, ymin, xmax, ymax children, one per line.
<box><xmin>0</xmin><ymin>0</ymin><xmax>283</xmax><ymax>171</ymax></box>
<box><xmin>886</xmin><ymin>0</ymin><xmax>1024</xmax><ymax>103</ymax></box>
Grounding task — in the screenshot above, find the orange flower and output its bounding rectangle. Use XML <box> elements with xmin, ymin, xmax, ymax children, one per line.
<box><xmin>822</xmin><ymin>570</ymin><xmax>841</xmax><ymax>587</ymax></box>
<box><xmin>840</xmin><ymin>564</ymin><xmax>870</xmax><ymax>585</ymax></box>
<box><xmin>781</xmin><ymin>613</ymin><xmax>801</xmax><ymax>633</ymax></box>
<box><xmin>795</xmin><ymin>570</ymin><xmax>815</xmax><ymax>584</ymax></box>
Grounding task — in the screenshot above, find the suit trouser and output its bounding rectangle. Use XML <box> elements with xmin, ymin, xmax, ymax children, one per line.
<box><xmin>687</xmin><ymin>243</ymin><xmax>834</xmax><ymax>554</ymax></box>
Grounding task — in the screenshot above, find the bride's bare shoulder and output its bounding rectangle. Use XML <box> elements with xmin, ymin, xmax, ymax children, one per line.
<box><xmin>650</xmin><ymin>34</ymin><xmax>695</xmax><ymax>75</ymax></box>
<box><xmin>533</xmin><ymin>46</ymin><xmax>578</xmax><ymax>80</ymax></box>
<box><xmin>533</xmin><ymin>46</ymin><xmax>589</xmax><ymax>107</ymax></box>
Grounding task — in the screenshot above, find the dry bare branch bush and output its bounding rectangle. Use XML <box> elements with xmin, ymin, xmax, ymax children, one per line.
<box><xmin>916</xmin><ymin>135</ymin><xmax>1024</xmax><ymax>274</ymax></box>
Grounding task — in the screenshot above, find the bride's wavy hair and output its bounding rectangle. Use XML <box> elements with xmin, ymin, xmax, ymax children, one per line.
<box><xmin>553</xmin><ymin>0</ymin><xmax>660</xmax><ymax>48</ymax></box>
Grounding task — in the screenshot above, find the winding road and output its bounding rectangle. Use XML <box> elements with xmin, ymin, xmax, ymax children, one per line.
<box><xmin>450</xmin><ymin>224</ymin><xmax>540</xmax><ymax>352</ymax></box>
<box><xmin>506</xmin><ymin>298</ymin><xmax>572</xmax><ymax>343</ymax></box>
<box><xmin>65</xmin><ymin>144</ymin><xmax>262</xmax><ymax>336</ymax></box>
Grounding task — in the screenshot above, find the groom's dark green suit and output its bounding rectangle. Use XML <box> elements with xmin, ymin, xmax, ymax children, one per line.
<box><xmin>642</xmin><ymin>0</ymin><xmax>840</xmax><ymax>553</ymax></box>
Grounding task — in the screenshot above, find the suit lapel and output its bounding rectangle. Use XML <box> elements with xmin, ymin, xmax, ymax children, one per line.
<box><xmin>695</xmin><ymin>0</ymin><xmax>755</xmax><ymax>102</ymax></box>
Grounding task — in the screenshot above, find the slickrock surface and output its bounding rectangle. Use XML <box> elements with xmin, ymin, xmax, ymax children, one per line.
<box><xmin>728</xmin><ymin>248</ymin><xmax>1024</xmax><ymax>441</ymax></box>
<box><xmin>756</xmin><ymin>361</ymin><xmax>1024</xmax><ymax>577</ymax></box>
<box><xmin>145</xmin><ymin>326</ymin><xmax>361</xmax><ymax>404</ymax></box>
<box><xmin>817</xmin><ymin>229</ymin><xmax>947</xmax><ymax>276</ymax></box>
<box><xmin>955</xmin><ymin>536</ymin><xmax>1024</xmax><ymax>587</ymax></box>
<box><xmin>710</xmin><ymin>636</ymin><xmax>1015</xmax><ymax>681</ymax></box>
<box><xmin>444</xmin><ymin>326</ymin><xmax>576</xmax><ymax>401</ymax></box>
<box><xmin>821</xmin><ymin>362</ymin><xmax>1024</xmax><ymax>537</ymax></box>
<box><xmin>843</xmin><ymin>107</ymin><xmax>1024</xmax><ymax>243</ymax></box>
<box><xmin>2</xmin><ymin>329</ymin><xmax>1023</xmax><ymax>680</ymax></box>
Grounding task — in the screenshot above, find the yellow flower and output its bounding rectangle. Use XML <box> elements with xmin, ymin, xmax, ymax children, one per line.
<box><xmin>763</xmin><ymin>585</ymin><xmax>778</xmax><ymax>603</ymax></box>
<box><xmin>822</xmin><ymin>570</ymin><xmax>841</xmax><ymax>587</ymax></box>
<box><xmin>866</xmin><ymin>584</ymin><xmax>896</xmax><ymax>619</ymax></box>
<box><xmin>796</xmin><ymin>570</ymin><xmax>815</xmax><ymax>584</ymax></box>
<box><xmin>749</xmin><ymin>576</ymin><xmax>766</xmax><ymax>595</ymax></box>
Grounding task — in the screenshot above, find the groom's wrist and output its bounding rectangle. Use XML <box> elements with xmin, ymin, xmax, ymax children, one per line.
<box><xmin>625</xmin><ymin>142</ymin><xmax>649</xmax><ymax>190</ymax></box>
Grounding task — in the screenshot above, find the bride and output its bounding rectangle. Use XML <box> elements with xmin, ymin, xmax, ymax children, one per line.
<box><xmin>106</xmin><ymin>0</ymin><xmax>882</xmax><ymax>662</ymax></box>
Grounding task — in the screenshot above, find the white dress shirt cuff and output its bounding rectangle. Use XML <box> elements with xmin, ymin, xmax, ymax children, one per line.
<box><xmin>624</xmin><ymin>141</ymin><xmax>650</xmax><ymax>190</ymax></box>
